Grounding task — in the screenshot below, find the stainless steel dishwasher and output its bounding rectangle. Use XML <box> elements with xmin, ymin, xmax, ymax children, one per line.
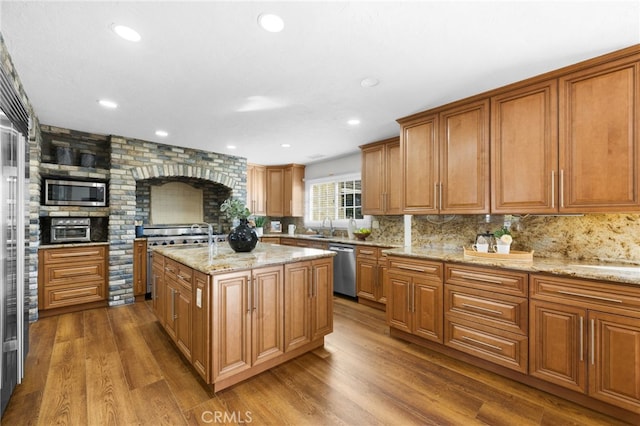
<box><xmin>328</xmin><ymin>243</ymin><xmax>356</xmax><ymax>297</ymax></box>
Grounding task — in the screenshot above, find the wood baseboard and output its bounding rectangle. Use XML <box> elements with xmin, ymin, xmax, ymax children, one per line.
<box><xmin>389</xmin><ymin>327</ymin><xmax>640</xmax><ymax>424</ymax></box>
<box><xmin>357</xmin><ymin>297</ymin><xmax>385</xmax><ymax>311</ymax></box>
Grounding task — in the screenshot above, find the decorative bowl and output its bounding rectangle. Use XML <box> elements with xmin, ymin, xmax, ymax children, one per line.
<box><xmin>353</xmin><ymin>231</ymin><xmax>371</xmax><ymax>240</ymax></box>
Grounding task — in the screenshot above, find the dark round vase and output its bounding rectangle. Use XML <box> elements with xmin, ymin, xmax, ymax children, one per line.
<box><xmin>228</xmin><ymin>219</ymin><xmax>259</xmax><ymax>252</ymax></box>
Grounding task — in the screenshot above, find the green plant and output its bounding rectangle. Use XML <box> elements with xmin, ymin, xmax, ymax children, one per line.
<box><xmin>220</xmin><ymin>198</ymin><xmax>251</xmax><ymax>220</ymax></box>
<box><xmin>253</xmin><ymin>216</ymin><xmax>266</xmax><ymax>227</ymax></box>
<box><xmin>493</xmin><ymin>226</ymin><xmax>512</xmax><ymax>239</ymax></box>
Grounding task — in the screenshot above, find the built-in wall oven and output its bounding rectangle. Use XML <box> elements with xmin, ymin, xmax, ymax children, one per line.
<box><xmin>50</xmin><ymin>218</ymin><xmax>91</xmax><ymax>243</ymax></box>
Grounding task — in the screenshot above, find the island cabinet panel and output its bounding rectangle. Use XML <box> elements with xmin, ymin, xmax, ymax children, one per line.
<box><xmin>192</xmin><ymin>270</ymin><xmax>211</xmax><ymax>381</ymax></box>
<box><xmin>491</xmin><ymin>80</ymin><xmax>558</xmax><ymax>214</ymax></box>
<box><xmin>251</xmin><ymin>266</ymin><xmax>285</xmax><ymax>366</ymax></box>
<box><xmin>38</xmin><ymin>245</ymin><xmax>108</xmax><ymax>312</ymax></box>
<box><xmin>163</xmin><ymin>258</ymin><xmax>193</xmax><ymax>362</ymax></box>
<box><xmin>559</xmin><ymin>55</ymin><xmax>640</xmax><ymax>212</ymax></box>
<box><xmin>311</xmin><ymin>258</ymin><xmax>333</xmax><ymax>340</ymax></box>
<box><xmin>530</xmin><ymin>274</ymin><xmax>640</xmax><ymax>414</ymax></box>
<box><xmin>284</xmin><ymin>262</ymin><xmax>311</xmax><ymax>351</ymax></box>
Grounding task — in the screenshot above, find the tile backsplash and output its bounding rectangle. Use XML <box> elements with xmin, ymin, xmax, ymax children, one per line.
<box><xmin>372</xmin><ymin>213</ymin><xmax>640</xmax><ymax>264</ymax></box>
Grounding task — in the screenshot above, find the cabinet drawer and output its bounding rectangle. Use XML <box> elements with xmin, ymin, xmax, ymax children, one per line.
<box><xmin>42</xmin><ymin>245</ymin><xmax>106</xmax><ymax>263</ymax></box>
<box><xmin>388</xmin><ymin>256</ymin><xmax>443</xmax><ymax>279</ymax></box>
<box><xmin>42</xmin><ymin>282</ymin><xmax>105</xmax><ymax>309</ymax></box>
<box><xmin>43</xmin><ymin>261</ymin><xmax>107</xmax><ymax>287</ymax></box>
<box><xmin>445</xmin><ymin>317</ymin><xmax>528</xmax><ymax>373</ymax></box>
<box><xmin>176</xmin><ymin>263</ymin><xmax>193</xmax><ymax>288</ymax></box>
<box><xmin>445</xmin><ymin>284</ymin><xmax>528</xmax><ymax>335</ymax></box>
<box><xmin>153</xmin><ymin>252</ymin><xmax>164</xmax><ymax>268</ymax></box>
<box><xmin>530</xmin><ymin>274</ymin><xmax>640</xmax><ymax>313</ymax></box>
<box><xmin>356</xmin><ymin>246</ymin><xmax>380</xmax><ymax>259</ymax></box>
<box><xmin>445</xmin><ymin>263</ymin><xmax>528</xmax><ymax>296</ymax></box>
<box><xmin>164</xmin><ymin>259</ymin><xmax>180</xmax><ymax>281</ymax></box>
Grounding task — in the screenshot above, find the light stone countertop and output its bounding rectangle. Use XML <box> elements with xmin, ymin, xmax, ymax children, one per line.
<box><xmin>38</xmin><ymin>241</ymin><xmax>109</xmax><ymax>250</ymax></box>
<box><xmin>152</xmin><ymin>242</ymin><xmax>335</xmax><ymax>275</ymax></box>
<box><xmin>384</xmin><ymin>246</ymin><xmax>640</xmax><ymax>286</ymax></box>
<box><xmin>262</xmin><ymin>233</ymin><xmax>399</xmax><ymax>248</ymax></box>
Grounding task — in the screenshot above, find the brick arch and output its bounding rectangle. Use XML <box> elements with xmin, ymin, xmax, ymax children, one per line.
<box><xmin>131</xmin><ymin>164</ymin><xmax>240</xmax><ymax>192</ymax></box>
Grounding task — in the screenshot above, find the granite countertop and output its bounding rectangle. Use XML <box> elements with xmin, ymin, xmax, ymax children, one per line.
<box><xmin>152</xmin><ymin>242</ymin><xmax>335</xmax><ymax>275</ymax></box>
<box><xmin>262</xmin><ymin>233</ymin><xmax>400</xmax><ymax>248</ymax></box>
<box><xmin>384</xmin><ymin>246</ymin><xmax>640</xmax><ymax>286</ymax></box>
<box><xmin>38</xmin><ymin>241</ymin><xmax>109</xmax><ymax>250</ymax></box>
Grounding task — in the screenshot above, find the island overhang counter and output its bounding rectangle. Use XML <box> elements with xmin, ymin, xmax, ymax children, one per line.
<box><xmin>150</xmin><ymin>243</ymin><xmax>335</xmax><ymax>392</ymax></box>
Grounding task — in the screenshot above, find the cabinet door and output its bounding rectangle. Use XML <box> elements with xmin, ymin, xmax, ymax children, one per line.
<box><xmin>559</xmin><ymin>57</ymin><xmax>640</xmax><ymax>212</ymax></box>
<box><xmin>387</xmin><ymin>272</ymin><xmax>412</xmax><ymax>332</ymax></box>
<box><xmin>212</xmin><ymin>271</ymin><xmax>251</xmax><ymax>380</ymax></box>
<box><xmin>175</xmin><ymin>283</ymin><xmax>192</xmax><ymax>362</ymax></box>
<box><xmin>192</xmin><ymin>271</ymin><xmax>210</xmax><ymax>381</ymax></box>
<box><xmin>401</xmin><ymin>115</ymin><xmax>438</xmax><ymax>214</ymax></box>
<box><xmin>491</xmin><ymin>80</ymin><xmax>558</xmax><ymax>213</ymax></box>
<box><xmin>413</xmin><ymin>277</ymin><xmax>443</xmax><ymax>343</ymax></box>
<box><xmin>284</xmin><ymin>262</ymin><xmax>311</xmax><ymax>351</ymax></box>
<box><xmin>251</xmin><ymin>266</ymin><xmax>284</xmax><ymax>366</ymax></box>
<box><xmin>284</xmin><ymin>165</ymin><xmax>305</xmax><ymax>217</ymax></box>
<box><xmin>385</xmin><ymin>140</ymin><xmax>403</xmax><ymax>214</ymax></box>
<box><xmin>361</xmin><ymin>144</ymin><xmax>385</xmax><ymax>215</ymax></box>
<box><xmin>589</xmin><ymin>311</ymin><xmax>640</xmax><ymax>413</ymax></box>
<box><xmin>529</xmin><ymin>300</ymin><xmax>587</xmax><ymax>393</ymax></box>
<box><xmin>133</xmin><ymin>240</ymin><xmax>147</xmax><ymax>296</ymax></box>
<box><xmin>247</xmin><ymin>164</ymin><xmax>267</xmax><ymax>216</ymax></box>
<box><xmin>378</xmin><ymin>256</ymin><xmax>388</xmax><ymax>305</ymax></box>
<box><xmin>356</xmin><ymin>256</ymin><xmax>377</xmax><ymax>301</ymax></box>
<box><xmin>439</xmin><ymin>99</ymin><xmax>490</xmax><ymax>214</ymax></box>
<box><xmin>266</xmin><ymin>167</ymin><xmax>284</xmax><ymax>217</ymax></box>
<box><xmin>152</xmin><ymin>262</ymin><xmax>165</xmax><ymax>321</ymax></box>
<box><xmin>311</xmin><ymin>258</ymin><xmax>333</xmax><ymax>340</ymax></box>
<box><xmin>164</xmin><ymin>279</ymin><xmax>179</xmax><ymax>341</ymax></box>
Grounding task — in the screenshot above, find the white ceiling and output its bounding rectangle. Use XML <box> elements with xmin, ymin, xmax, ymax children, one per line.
<box><xmin>1</xmin><ymin>1</ymin><xmax>639</xmax><ymax>166</ymax></box>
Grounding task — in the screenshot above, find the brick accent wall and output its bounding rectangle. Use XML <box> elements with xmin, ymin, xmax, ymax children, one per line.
<box><xmin>108</xmin><ymin>136</ymin><xmax>246</xmax><ymax>306</ymax></box>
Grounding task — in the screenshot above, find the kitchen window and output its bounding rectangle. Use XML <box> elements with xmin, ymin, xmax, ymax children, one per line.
<box><xmin>305</xmin><ymin>173</ymin><xmax>371</xmax><ymax>230</ymax></box>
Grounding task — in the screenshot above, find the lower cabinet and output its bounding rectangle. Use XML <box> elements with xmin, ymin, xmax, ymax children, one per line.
<box><xmin>530</xmin><ymin>274</ymin><xmax>640</xmax><ymax>414</ymax></box>
<box><xmin>152</xmin><ymin>253</ymin><xmax>333</xmax><ymax>391</ymax></box>
<box><xmin>387</xmin><ymin>256</ymin><xmax>443</xmax><ymax>343</ymax></box>
<box><xmin>356</xmin><ymin>246</ymin><xmax>389</xmax><ymax>310</ymax></box>
<box><xmin>133</xmin><ymin>239</ymin><xmax>147</xmax><ymax>299</ymax></box>
<box><xmin>38</xmin><ymin>244</ymin><xmax>108</xmax><ymax>313</ymax></box>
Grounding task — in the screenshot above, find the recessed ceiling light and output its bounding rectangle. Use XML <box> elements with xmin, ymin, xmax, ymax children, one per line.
<box><xmin>258</xmin><ymin>13</ymin><xmax>284</xmax><ymax>33</ymax></box>
<box><xmin>155</xmin><ymin>130</ymin><xmax>168</xmax><ymax>137</ymax></box>
<box><xmin>347</xmin><ymin>119</ymin><xmax>361</xmax><ymax>126</ymax></box>
<box><xmin>98</xmin><ymin>99</ymin><xmax>118</xmax><ymax>109</ymax></box>
<box><xmin>111</xmin><ymin>24</ymin><xmax>141</xmax><ymax>42</ymax></box>
<box><xmin>227</xmin><ymin>145</ymin><xmax>237</xmax><ymax>150</ymax></box>
<box><xmin>360</xmin><ymin>77</ymin><xmax>379</xmax><ymax>88</ymax></box>
<box><xmin>281</xmin><ymin>143</ymin><xmax>291</xmax><ymax>148</ymax></box>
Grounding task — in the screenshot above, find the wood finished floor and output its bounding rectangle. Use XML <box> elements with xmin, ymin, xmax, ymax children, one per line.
<box><xmin>1</xmin><ymin>297</ymin><xmax>631</xmax><ymax>425</ymax></box>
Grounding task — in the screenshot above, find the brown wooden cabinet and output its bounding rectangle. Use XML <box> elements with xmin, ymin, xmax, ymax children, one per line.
<box><xmin>356</xmin><ymin>246</ymin><xmax>388</xmax><ymax>310</ymax></box>
<box><xmin>387</xmin><ymin>256</ymin><xmax>443</xmax><ymax>343</ymax></box>
<box><xmin>279</xmin><ymin>237</ymin><xmax>327</xmax><ymax>250</ymax></box>
<box><xmin>559</xmin><ymin>55</ymin><xmax>640</xmax><ymax>212</ymax></box>
<box><xmin>192</xmin><ymin>270</ymin><xmax>211</xmax><ymax>381</ymax></box>
<box><xmin>133</xmin><ymin>239</ymin><xmax>147</xmax><ymax>300</ymax></box>
<box><xmin>361</xmin><ymin>137</ymin><xmax>402</xmax><ymax>215</ymax></box>
<box><xmin>38</xmin><ymin>245</ymin><xmax>108</xmax><ymax>313</ymax></box>
<box><xmin>247</xmin><ymin>163</ymin><xmax>267</xmax><ymax>216</ymax></box>
<box><xmin>398</xmin><ymin>99</ymin><xmax>489</xmax><ymax>214</ymax></box>
<box><xmin>163</xmin><ymin>258</ymin><xmax>192</xmax><ymax>361</ymax></box>
<box><xmin>266</xmin><ymin>164</ymin><xmax>305</xmax><ymax>217</ymax></box>
<box><xmin>151</xmin><ymin>252</ymin><xmax>165</xmax><ymax>320</ymax></box>
<box><xmin>443</xmin><ymin>264</ymin><xmax>529</xmax><ymax>373</ymax></box>
<box><xmin>530</xmin><ymin>274</ymin><xmax>640</xmax><ymax>414</ymax></box>
<box><xmin>491</xmin><ymin>80</ymin><xmax>558</xmax><ymax>213</ymax></box>
<box><xmin>260</xmin><ymin>237</ymin><xmax>280</xmax><ymax>244</ymax></box>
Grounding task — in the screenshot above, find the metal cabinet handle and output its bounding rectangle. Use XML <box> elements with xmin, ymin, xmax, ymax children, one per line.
<box><xmin>579</xmin><ymin>316</ymin><xmax>584</xmax><ymax>361</ymax></box>
<box><xmin>456</xmin><ymin>272</ymin><xmax>503</xmax><ymax>285</ymax></box>
<box><xmin>461</xmin><ymin>303</ymin><xmax>503</xmax><ymax>316</ymax></box>
<box><xmin>439</xmin><ymin>182</ymin><xmax>443</xmax><ymax>211</ymax></box>
<box><xmin>461</xmin><ymin>336</ymin><xmax>502</xmax><ymax>352</ymax></box>
<box><xmin>253</xmin><ymin>278</ymin><xmax>257</xmax><ymax>311</ymax></box>
<box><xmin>397</xmin><ymin>265</ymin><xmax>426</xmax><ymax>273</ymax></box>
<box><xmin>247</xmin><ymin>278</ymin><xmax>252</xmax><ymax>313</ymax></box>
<box><xmin>557</xmin><ymin>290</ymin><xmax>622</xmax><ymax>304</ymax></box>
<box><xmin>434</xmin><ymin>183</ymin><xmax>438</xmax><ymax>210</ymax></box>
<box><xmin>551</xmin><ymin>170</ymin><xmax>555</xmax><ymax>209</ymax></box>
<box><xmin>411</xmin><ymin>283</ymin><xmax>416</xmax><ymax>313</ymax></box>
<box><xmin>559</xmin><ymin>169</ymin><xmax>564</xmax><ymax>208</ymax></box>
<box><xmin>171</xmin><ymin>288</ymin><xmax>176</xmax><ymax>320</ymax></box>
<box><xmin>153</xmin><ymin>276</ymin><xmax>158</xmax><ymax>300</ymax></box>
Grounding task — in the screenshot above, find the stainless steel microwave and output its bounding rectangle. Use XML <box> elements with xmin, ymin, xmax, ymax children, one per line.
<box><xmin>44</xmin><ymin>179</ymin><xmax>107</xmax><ymax>207</ymax></box>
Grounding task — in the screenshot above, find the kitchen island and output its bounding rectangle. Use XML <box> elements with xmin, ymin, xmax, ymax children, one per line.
<box><xmin>150</xmin><ymin>242</ymin><xmax>334</xmax><ymax>392</ymax></box>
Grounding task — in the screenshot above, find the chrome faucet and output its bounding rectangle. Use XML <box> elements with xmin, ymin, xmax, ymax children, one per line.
<box><xmin>322</xmin><ymin>217</ymin><xmax>334</xmax><ymax>236</ymax></box>
<box><xmin>191</xmin><ymin>223</ymin><xmax>216</xmax><ymax>261</ymax></box>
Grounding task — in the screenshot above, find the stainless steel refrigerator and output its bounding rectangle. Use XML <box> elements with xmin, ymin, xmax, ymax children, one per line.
<box><xmin>0</xmin><ymin>70</ymin><xmax>30</xmax><ymax>416</ymax></box>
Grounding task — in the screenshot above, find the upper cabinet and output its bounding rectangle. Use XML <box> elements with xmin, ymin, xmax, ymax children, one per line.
<box><xmin>361</xmin><ymin>137</ymin><xmax>402</xmax><ymax>215</ymax></box>
<box><xmin>491</xmin><ymin>80</ymin><xmax>558</xmax><ymax>214</ymax></box>
<box><xmin>247</xmin><ymin>163</ymin><xmax>267</xmax><ymax>216</ymax></box>
<box><xmin>266</xmin><ymin>164</ymin><xmax>305</xmax><ymax>217</ymax></box>
<box><xmin>558</xmin><ymin>56</ymin><xmax>640</xmax><ymax>213</ymax></box>
<box><xmin>399</xmin><ymin>99</ymin><xmax>490</xmax><ymax>215</ymax></box>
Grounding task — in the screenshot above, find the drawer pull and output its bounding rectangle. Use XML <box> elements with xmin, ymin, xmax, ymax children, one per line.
<box><xmin>456</xmin><ymin>272</ymin><xmax>504</xmax><ymax>285</ymax></box>
<box><xmin>360</xmin><ymin>250</ymin><xmax>375</xmax><ymax>255</ymax></box>
<box><xmin>557</xmin><ymin>290</ymin><xmax>622</xmax><ymax>304</ymax></box>
<box><xmin>461</xmin><ymin>303</ymin><xmax>503</xmax><ymax>316</ymax></box>
<box><xmin>461</xmin><ymin>336</ymin><xmax>502</xmax><ymax>352</ymax></box>
<box><xmin>397</xmin><ymin>265</ymin><xmax>426</xmax><ymax>273</ymax></box>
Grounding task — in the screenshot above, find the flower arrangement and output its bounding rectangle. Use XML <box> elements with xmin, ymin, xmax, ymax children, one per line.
<box><xmin>220</xmin><ymin>198</ymin><xmax>251</xmax><ymax>220</ymax></box>
<box><xmin>493</xmin><ymin>226</ymin><xmax>513</xmax><ymax>244</ymax></box>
